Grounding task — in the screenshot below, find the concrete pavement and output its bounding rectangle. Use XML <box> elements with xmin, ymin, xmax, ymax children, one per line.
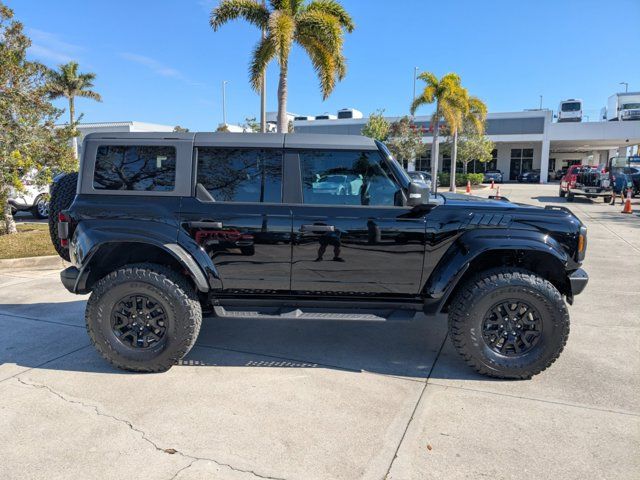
<box><xmin>0</xmin><ymin>183</ymin><xmax>638</xmax><ymax>480</ymax></box>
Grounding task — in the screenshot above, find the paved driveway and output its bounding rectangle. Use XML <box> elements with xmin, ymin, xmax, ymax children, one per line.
<box><xmin>1</xmin><ymin>184</ymin><xmax>638</xmax><ymax>480</ymax></box>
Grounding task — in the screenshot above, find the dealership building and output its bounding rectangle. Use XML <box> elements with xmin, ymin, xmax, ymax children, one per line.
<box><xmin>292</xmin><ymin>110</ymin><xmax>640</xmax><ymax>182</ymax></box>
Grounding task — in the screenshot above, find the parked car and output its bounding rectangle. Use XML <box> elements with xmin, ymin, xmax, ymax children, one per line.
<box><xmin>408</xmin><ymin>170</ymin><xmax>433</xmax><ymax>190</ymax></box>
<box><xmin>483</xmin><ymin>170</ymin><xmax>503</xmax><ymax>183</ymax></box>
<box><xmin>51</xmin><ymin>132</ymin><xmax>588</xmax><ymax>379</ymax></box>
<box><xmin>559</xmin><ymin>165</ymin><xmax>612</xmax><ymax>202</ymax></box>
<box><xmin>517</xmin><ymin>170</ymin><xmax>541</xmax><ymax>183</ymax></box>
<box><xmin>6</xmin><ymin>171</ymin><xmax>50</xmax><ymax>219</ymax></box>
<box><xmin>609</xmin><ymin>163</ymin><xmax>640</xmax><ymax>198</ymax></box>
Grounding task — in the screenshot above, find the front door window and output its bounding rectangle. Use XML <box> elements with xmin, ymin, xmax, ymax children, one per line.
<box><xmin>510</xmin><ymin>148</ymin><xmax>534</xmax><ymax>180</ymax></box>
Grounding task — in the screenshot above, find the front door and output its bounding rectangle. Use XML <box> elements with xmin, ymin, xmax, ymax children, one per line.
<box><xmin>290</xmin><ymin>149</ymin><xmax>426</xmax><ymax>296</ymax></box>
<box><xmin>179</xmin><ymin>147</ymin><xmax>292</xmax><ymax>293</ymax></box>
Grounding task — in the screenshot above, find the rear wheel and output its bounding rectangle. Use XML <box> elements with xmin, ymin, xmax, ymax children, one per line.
<box><xmin>85</xmin><ymin>263</ymin><xmax>202</xmax><ymax>372</ymax></box>
<box><xmin>559</xmin><ymin>189</ymin><xmax>566</xmax><ymax>198</ymax></box>
<box><xmin>448</xmin><ymin>268</ymin><xmax>569</xmax><ymax>379</ymax></box>
<box><xmin>31</xmin><ymin>194</ymin><xmax>49</xmax><ymax>219</ymax></box>
<box><xmin>48</xmin><ymin>172</ymin><xmax>78</xmax><ymax>261</ymax></box>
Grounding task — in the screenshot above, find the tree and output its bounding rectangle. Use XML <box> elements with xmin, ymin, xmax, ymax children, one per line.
<box><xmin>361</xmin><ymin>109</ymin><xmax>390</xmax><ymax>141</ymax></box>
<box><xmin>46</xmin><ymin>61</ymin><xmax>102</xmax><ymax>158</ymax></box>
<box><xmin>210</xmin><ymin>0</ymin><xmax>354</xmax><ymax>133</ymax></box>
<box><xmin>173</xmin><ymin>125</ymin><xmax>190</xmax><ymax>132</ymax></box>
<box><xmin>457</xmin><ymin>133</ymin><xmax>494</xmax><ymax>174</ymax></box>
<box><xmin>216</xmin><ymin>124</ymin><xmax>230</xmax><ymax>132</ymax></box>
<box><xmin>452</xmin><ymin>94</ymin><xmax>487</xmax><ymax>180</ymax></box>
<box><xmin>386</xmin><ymin>116</ymin><xmax>426</xmax><ymax>169</ymax></box>
<box><xmin>410</xmin><ymin>72</ymin><xmax>465</xmax><ymax>193</ymax></box>
<box><xmin>243</xmin><ymin>116</ymin><xmax>260</xmax><ymax>132</ymax></box>
<box><xmin>0</xmin><ymin>2</ymin><xmax>75</xmax><ymax>234</ymax></box>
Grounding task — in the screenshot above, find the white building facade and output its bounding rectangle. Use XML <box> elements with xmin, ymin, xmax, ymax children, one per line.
<box><xmin>293</xmin><ymin>110</ymin><xmax>640</xmax><ymax>182</ymax></box>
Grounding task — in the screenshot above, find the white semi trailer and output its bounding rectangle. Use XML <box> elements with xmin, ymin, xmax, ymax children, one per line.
<box><xmin>606</xmin><ymin>92</ymin><xmax>640</xmax><ymax>121</ymax></box>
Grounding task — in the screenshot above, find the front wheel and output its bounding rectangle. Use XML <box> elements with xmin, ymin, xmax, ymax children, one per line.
<box><xmin>559</xmin><ymin>189</ymin><xmax>566</xmax><ymax>198</ymax></box>
<box><xmin>85</xmin><ymin>263</ymin><xmax>202</xmax><ymax>372</ymax></box>
<box><xmin>603</xmin><ymin>196</ymin><xmax>612</xmax><ymax>203</ymax></box>
<box><xmin>448</xmin><ymin>268</ymin><xmax>569</xmax><ymax>379</ymax></box>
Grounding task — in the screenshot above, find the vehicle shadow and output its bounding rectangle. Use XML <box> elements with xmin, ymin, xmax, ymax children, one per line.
<box><xmin>531</xmin><ymin>195</ymin><xmax>599</xmax><ymax>204</ymax></box>
<box><xmin>0</xmin><ymin>301</ymin><xmax>499</xmax><ymax>382</ymax></box>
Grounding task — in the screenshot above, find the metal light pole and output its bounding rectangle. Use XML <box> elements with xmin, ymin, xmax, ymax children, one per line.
<box><xmin>620</xmin><ymin>82</ymin><xmax>629</xmax><ymax>93</ymax></box>
<box><xmin>222</xmin><ymin>80</ymin><xmax>229</xmax><ymax>125</ymax></box>
<box><xmin>260</xmin><ymin>0</ymin><xmax>267</xmax><ymax>133</ymax></box>
<box><xmin>412</xmin><ymin>67</ymin><xmax>418</xmax><ymax>103</ymax></box>
<box><xmin>539</xmin><ymin>95</ymin><xmax>543</xmax><ymax>110</ymax></box>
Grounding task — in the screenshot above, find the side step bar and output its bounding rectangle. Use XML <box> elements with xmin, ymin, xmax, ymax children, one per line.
<box><xmin>212</xmin><ymin>306</ymin><xmax>417</xmax><ymax>322</ymax></box>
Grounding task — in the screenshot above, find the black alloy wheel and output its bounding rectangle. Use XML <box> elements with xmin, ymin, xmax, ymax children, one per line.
<box><xmin>481</xmin><ymin>300</ymin><xmax>542</xmax><ymax>356</ymax></box>
<box><xmin>111</xmin><ymin>294</ymin><xmax>168</xmax><ymax>349</ymax></box>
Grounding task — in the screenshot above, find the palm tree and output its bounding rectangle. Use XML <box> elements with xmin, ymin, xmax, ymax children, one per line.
<box><xmin>210</xmin><ymin>0</ymin><xmax>354</xmax><ymax>133</ymax></box>
<box><xmin>410</xmin><ymin>72</ymin><xmax>465</xmax><ymax>193</ymax></box>
<box><xmin>47</xmin><ymin>62</ymin><xmax>102</xmax><ymax>158</ymax></box>
<box><xmin>447</xmin><ymin>90</ymin><xmax>488</xmax><ymax>191</ymax></box>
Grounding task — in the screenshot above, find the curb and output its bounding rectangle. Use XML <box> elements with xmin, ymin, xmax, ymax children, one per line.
<box><xmin>0</xmin><ymin>255</ymin><xmax>68</xmax><ymax>271</ymax></box>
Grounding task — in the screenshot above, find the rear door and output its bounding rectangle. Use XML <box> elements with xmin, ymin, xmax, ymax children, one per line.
<box><xmin>289</xmin><ymin>148</ymin><xmax>427</xmax><ymax>297</ymax></box>
<box><xmin>179</xmin><ymin>139</ymin><xmax>293</xmax><ymax>294</ymax></box>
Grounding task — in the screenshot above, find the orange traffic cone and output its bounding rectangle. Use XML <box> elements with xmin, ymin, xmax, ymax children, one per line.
<box><xmin>490</xmin><ymin>179</ymin><xmax>495</xmax><ymax>189</ymax></box>
<box><xmin>621</xmin><ymin>190</ymin><xmax>633</xmax><ymax>214</ymax></box>
<box><xmin>466</xmin><ymin>180</ymin><xmax>471</xmax><ymax>194</ymax></box>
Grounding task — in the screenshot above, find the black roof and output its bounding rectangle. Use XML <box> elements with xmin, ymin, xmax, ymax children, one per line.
<box><xmin>83</xmin><ymin>132</ymin><xmax>378</xmax><ymax>150</ymax></box>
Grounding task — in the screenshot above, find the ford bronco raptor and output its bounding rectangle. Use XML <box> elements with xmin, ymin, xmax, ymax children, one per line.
<box><xmin>51</xmin><ymin>132</ymin><xmax>589</xmax><ymax>378</ymax></box>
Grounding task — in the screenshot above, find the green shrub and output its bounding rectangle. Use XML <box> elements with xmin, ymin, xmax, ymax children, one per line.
<box><xmin>436</xmin><ymin>173</ymin><xmax>484</xmax><ymax>188</ymax></box>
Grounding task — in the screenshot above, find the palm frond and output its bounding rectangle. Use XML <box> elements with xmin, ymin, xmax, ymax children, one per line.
<box><xmin>297</xmin><ymin>36</ymin><xmax>338</xmax><ymax>98</ymax></box>
<box><xmin>269</xmin><ymin>10</ymin><xmax>295</xmax><ymax>63</ymax></box>
<box><xmin>410</xmin><ymin>85</ymin><xmax>436</xmax><ymax>114</ymax></box>
<box><xmin>210</xmin><ymin>0</ymin><xmax>269</xmax><ymax>30</ymax></box>
<box><xmin>76</xmin><ymin>90</ymin><xmax>102</xmax><ymax>102</ymax></box>
<box><xmin>249</xmin><ymin>35</ymin><xmax>276</xmax><ymax>91</ymax></box>
<box><xmin>305</xmin><ymin>0</ymin><xmax>355</xmax><ymax>32</ymax></box>
<box><xmin>416</xmin><ymin>71</ymin><xmax>438</xmax><ymax>87</ymax></box>
<box><xmin>296</xmin><ymin>9</ymin><xmax>343</xmax><ymax>52</ymax></box>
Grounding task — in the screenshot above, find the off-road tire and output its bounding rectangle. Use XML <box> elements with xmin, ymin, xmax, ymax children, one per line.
<box><xmin>559</xmin><ymin>189</ymin><xmax>566</xmax><ymax>198</ymax></box>
<box><xmin>566</xmin><ymin>192</ymin><xmax>574</xmax><ymax>202</ymax></box>
<box><xmin>85</xmin><ymin>263</ymin><xmax>202</xmax><ymax>372</ymax></box>
<box><xmin>448</xmin><ymin>268</ymin><xmax>570</xmax><ymax>379</ymax></box>
<box><xmin>603</xmin><ymin>196</ymin><xmax>612</xmax><ymax>203</ymax></box>
<box><xmin>48</xmin><ymin>172</ymin><xmax>78</xmax><ymax>261</ymax></box>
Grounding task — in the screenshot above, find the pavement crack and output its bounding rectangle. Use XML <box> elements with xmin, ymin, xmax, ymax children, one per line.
<box><xmin>15</xmin><ymin>377</ymin><xmax>288</xmax><ymax>480</ymax></box>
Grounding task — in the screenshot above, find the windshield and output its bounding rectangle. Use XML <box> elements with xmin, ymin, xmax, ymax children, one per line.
<box><xmin>561</xmin><ymin>102</ymin><xmax>581</xmax><ymax>112</ymax></box>
<box><xmin>375</xmin><ymin>140</ymin><xmax>411</xmax><ymax>187</ymax></box>
<box><xmin>622</xmin><ymin>103</ymin><xmax>640</xmax><ymax>110</ymax></box>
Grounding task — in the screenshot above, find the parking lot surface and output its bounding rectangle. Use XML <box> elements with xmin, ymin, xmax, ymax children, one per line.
<box><xmin>1</xmin><ymin>183</ymin><xmax>638</xmax><ymax>480</ymax></box>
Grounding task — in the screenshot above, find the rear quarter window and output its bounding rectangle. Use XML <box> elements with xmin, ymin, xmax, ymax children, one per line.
<box><xmin>93</xmin><ymin>145</ymin><xmax>176</xmax><ymax>191</ymax></box>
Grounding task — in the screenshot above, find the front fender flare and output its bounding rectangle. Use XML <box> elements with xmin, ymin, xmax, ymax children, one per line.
<box><xmin>423</xmin><ymin>228</ymin><xmax>569</xmax><ymax>304</ymax></box>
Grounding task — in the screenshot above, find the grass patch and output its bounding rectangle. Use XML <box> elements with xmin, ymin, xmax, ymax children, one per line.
<box><xmin>0</xmin><ymin>223</ymin><xmax>56</xmax><ymax>259</ymax></box>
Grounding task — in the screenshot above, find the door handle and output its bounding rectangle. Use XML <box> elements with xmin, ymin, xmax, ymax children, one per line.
<box><xmin>189</xmin><ymin>221</ymin><xmax>223</xmax><ymax>229</ymax></box>
<box><xmin>301</xmin><ymin>224</ymin><xmax>335</xmax><ymax>232</ymax></box>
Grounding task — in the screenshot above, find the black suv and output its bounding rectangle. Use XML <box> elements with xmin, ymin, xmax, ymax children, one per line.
<box><xmin>51</xmin><ymin>132</ymin><xmax>589</xmax><ymax>378</ymax></box>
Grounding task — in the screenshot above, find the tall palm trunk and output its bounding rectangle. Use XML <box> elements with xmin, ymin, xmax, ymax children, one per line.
<box><xmin>277</xmin><ymin>59</ymin><xmax>288</xmax><ymax>133</ymax></box>
<box><xmin>3</xmin><ymin>196</ymin><xmax>17</xmax><ymax>235</ymax></box>
<box><xmin>69</xmin><ymin>96</ymin><xmax>78</xmax><ymax>159</ymax></box>
<box><xmin>450</xmin><ymin>130</ymin><xmax>458</xmax><ymax>192</ymax></box>
<box><xmin>430</xmin><ymin>104</ymin><xmax>440</xmax><ymax>194</ymax></box>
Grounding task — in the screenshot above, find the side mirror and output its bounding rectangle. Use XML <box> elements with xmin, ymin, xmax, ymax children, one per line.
<box><xmin>406</xmin><ymin>181</ymin><xmax>430</xmax><ymax>206</ymax></box>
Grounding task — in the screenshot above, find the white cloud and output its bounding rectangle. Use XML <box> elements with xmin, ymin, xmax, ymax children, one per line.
<box><xmin>120</xmin><ymin>52</ymin><xmax>203</xmax><ymax>86</ymax></box>
<box><xmin>27</xmin><ymin>28</ymin><xmax>83</xmax><ymax>65</ymax></box>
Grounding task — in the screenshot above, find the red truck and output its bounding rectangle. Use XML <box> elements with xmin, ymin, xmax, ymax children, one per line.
<box><xmin>559</xmin><ymin>164</ymin><xmax>612</xmax><ymax>203</ymax></box>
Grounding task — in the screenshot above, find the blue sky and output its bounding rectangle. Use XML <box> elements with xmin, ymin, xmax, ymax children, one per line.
<box><xmin>9</xmin><ymin>0</ymin><xmax>640</xmax><ymax>130</ymax></box>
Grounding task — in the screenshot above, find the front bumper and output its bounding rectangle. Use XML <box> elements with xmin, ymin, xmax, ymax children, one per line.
<box><xmin>569</xmin><ymin>188</ymin><xmax>611</xmax><ymax>196</ymax></box>
<box><xmin>569</xmin><ymin>268</ymin><xmax>589</xmax><ymax>296</ymax></box>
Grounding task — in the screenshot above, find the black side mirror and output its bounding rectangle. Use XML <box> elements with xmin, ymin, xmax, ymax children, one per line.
<box><xmin>406</xmin><ymin>181</ymin><xmax>430</xmax><ymax>206</ymax></box>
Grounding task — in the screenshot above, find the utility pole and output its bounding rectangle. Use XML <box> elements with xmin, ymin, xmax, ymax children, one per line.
<box><xmin>620</xmin><ymin>82</ymin><xmax>629</xmax><ymax>93</ymax></box>
<box><xmin>222</xmin><ymin>80</ymin><xmax>229</xmax><ymax>125</ymax></box>
<box><xmin>260</xmin><ymin>0</ymin><xmax>267</xmax><ymax>132</ymax></box>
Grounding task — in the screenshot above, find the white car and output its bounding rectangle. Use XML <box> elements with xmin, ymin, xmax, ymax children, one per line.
<box><xmin>7</xmin><ymin>176</ymin><xmax>50</xmax><ymax>219</ymax></box>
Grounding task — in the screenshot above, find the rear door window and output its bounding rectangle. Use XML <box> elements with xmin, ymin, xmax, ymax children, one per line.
<box><xmin>93</xmin><ymin>145</ymin><xmax>176</xmax><ymax>191</ymax></box>
<box><xmin>196</xmin><ymin>148</ymin><xmax>283</xmax><ymax>203</ymax></box>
